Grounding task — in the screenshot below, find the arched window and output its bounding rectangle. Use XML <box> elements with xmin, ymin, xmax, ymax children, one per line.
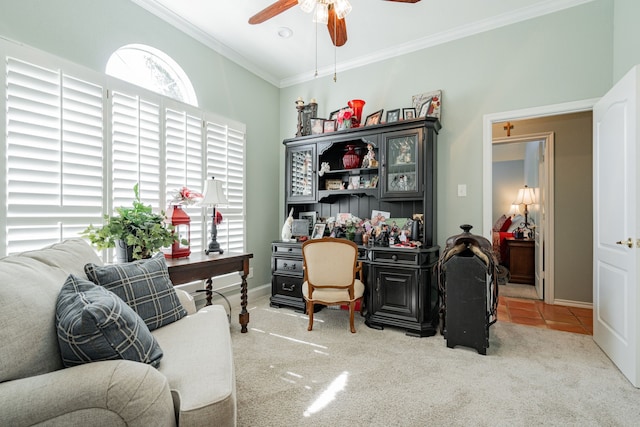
<box><xmin>106</xmin><ymin>44</ymin><xmax>198</xmax><ymax>106</ymax></box>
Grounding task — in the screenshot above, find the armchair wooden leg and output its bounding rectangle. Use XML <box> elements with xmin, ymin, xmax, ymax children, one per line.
<box><xmin>307</xmin><ymin>300</ymin><xmax>314</xmax><ymax>331</ymax></box>
<box><xmin>349</xmin><ymin>301</ymin><xmax>356</xmax><ymax>333</ymax></box>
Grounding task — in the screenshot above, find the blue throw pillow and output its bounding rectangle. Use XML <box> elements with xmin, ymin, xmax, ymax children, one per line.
<box><xmin>84</xmin><ymin>253</ymin><xmax>187</xmax><ymax>331</ymax></box>
<box><xmin>56</xmin><ymin>274</ymin><xmax>163</xmax><ymax>368</ymax></box>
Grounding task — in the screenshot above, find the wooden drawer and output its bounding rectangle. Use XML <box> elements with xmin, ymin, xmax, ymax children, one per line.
<box><xmin>274</xmin><ymin>257</ymin><xmax>303</xmax><ymax>275</ymax></box>
<box><xmin>370</xmin><ymin>249</ymin><xmax>421</xmax><ymax>265</ymax></box>
<box><xmin>273</xmin><ymin>244</ymin><xmax>302</xmax><ymax>257</ymax></box>
<box><xmin>272</xmin><ymin>275</ymin><xmax>304</xmax><ymax>299</ymax></box>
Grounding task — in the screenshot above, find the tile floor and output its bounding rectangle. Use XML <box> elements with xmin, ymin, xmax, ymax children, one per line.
<box><xmin>498</xmin><ymin>296</ymin><xmax>593</xmax><ymax>335</ymax></box>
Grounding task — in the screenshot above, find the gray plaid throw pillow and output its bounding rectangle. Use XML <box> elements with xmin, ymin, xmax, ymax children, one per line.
<box><xmin>56</xmin><ymin>274</ymin><xmax>163</xmax><ymax>368</ymax></box>
<box><xmin>84</xmin><ymin>253</ymin><xmax>187</xmax><ymax>331</ymax></box>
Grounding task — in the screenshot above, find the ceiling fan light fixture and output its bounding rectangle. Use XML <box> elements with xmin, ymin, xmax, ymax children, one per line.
<box><xmin>333</xmin><ymin>0</ymin><xmax>352</xmax><ymax>19</ymax></box>
<box><xmin>298</xmin><ymin>0</ymin><xmax>316</xmax><ymax>14</ymax></box>
<box><xmin>313</xmin><ymin>3</ymin><xmax>329</xmax><ymax>24</ymax></box>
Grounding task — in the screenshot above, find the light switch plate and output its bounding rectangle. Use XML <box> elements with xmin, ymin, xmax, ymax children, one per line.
<box><xmin>458</xmin><ymin>184</ymin><xmax>467</xmax><ymax>197</ymax></box>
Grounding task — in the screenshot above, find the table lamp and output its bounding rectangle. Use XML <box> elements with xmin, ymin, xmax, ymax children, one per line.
<box><xmin>513</xmin><ymin>185</ymin><xmax>536</xmax><ymax>231</ymax></box>
<box><xmin>201</xmin><ymin>177</ymin><xmax>228</xmax><ymax>255</ymax></box>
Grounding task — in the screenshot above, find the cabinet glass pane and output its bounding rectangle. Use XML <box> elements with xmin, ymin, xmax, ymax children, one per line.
<box><xmin>386</xmin><ymin>135</ymin><xmax>418</xmax><ymax>193</ymax></box>
<box><xmin>290</xmin><ymin>148</ymin><xmax>313</xmax><ymax>197</ymax></box>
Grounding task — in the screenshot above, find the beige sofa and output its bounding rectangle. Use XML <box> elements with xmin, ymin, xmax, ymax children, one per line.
<box><xmin>0</xmin><ymin>239</ymin><xmax>236</xmax><ymax>426</ymax></box>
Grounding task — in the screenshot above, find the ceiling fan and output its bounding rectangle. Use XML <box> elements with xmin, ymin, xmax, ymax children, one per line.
<box><xmin>248</xmin><ymin>0</ymin><xmax>421</xmax><ymax>47</ymax></box>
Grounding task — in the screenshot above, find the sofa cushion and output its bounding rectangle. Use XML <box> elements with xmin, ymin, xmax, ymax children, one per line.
<box><xmin>84</xmin><ymin>254</ymin><xmax>187</xmax><ymax>331</ymax></box>
<box><xmin>0</xmin><ymin>239</ymin><xmax>102</xmax><ymax>382</ymax></box>
<box><xmin>56</xmin><ymin>274</ymin><xmax>163</xmax><ymax>368</ymax></box>
<box><xmin>151</xmin><ymin>305</ymin><xmax>236</xmax><ymax>426</ymax></box>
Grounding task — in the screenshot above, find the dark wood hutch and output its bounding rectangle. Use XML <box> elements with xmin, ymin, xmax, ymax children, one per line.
<box><xmin>271</xmin><ymin>117</ymin><xmax>441</xmax><ymax>337</ymax></box>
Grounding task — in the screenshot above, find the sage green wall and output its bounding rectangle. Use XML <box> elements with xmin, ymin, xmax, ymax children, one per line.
<box><xmin>0</xmin><ymin>0</ymin><xmax>280</xmax><ymax>289</ymax></box>
<box><xmin>613</xmin><ymin>0</ymin><xmax>640</xmax><ymax>81</ymax></box>
<box><xmin>280</xmin><ymin>0</ymin><xmax>613</xmax><ymax>304</ymax></box>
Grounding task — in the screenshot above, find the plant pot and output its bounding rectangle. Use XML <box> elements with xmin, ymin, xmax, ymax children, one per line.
<box><xmin>115</xmin><ymin>239</ymin><xmax>134</xmax><ymax>263</ymax></box>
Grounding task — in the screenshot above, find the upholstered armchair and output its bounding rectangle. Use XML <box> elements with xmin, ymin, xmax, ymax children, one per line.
<box><xmin>301</xmin><ymin>237</ymin><xmax>365</xmax><ymax>333</ymax></box>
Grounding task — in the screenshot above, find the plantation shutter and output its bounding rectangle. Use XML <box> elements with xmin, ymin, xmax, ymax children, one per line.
<box><xmin>4</xmin><ymin>57</ymin><xmax>104</xmax><ymax>254</ymax></box>
<box><xmin>110</xmin><ymin>91</ymin><xmax>161</xmax><ymax>211</ymax></box>
<box><xmin>205</xmin><ymin>117</ymin><xmax>246</xmax><ymax>253</ymax></box>
<box><xmin>165</xmin><ymin>107</ymin><xmax>205</xmax><ymax>253</ymax></box>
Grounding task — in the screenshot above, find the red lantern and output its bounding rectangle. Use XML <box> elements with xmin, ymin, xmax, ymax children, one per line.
<box><xmin>164</xmin><ymin>205</ymin><xmax>191</xmax><ymax>258</ymax></box>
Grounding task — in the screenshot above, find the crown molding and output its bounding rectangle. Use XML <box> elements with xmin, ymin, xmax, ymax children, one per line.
<box><xmin>132</xmin><ymin>0</ymin><xmax>595</xmax><ymax>89</ymax></box>
<box><xmin>130</xmin><ymin>0</ymin><xmax>280</xmax><ymax>87</ymax></box>
<box><xmin>280</xmin><ymin>0</ymin><xmax>596</xmax><ymax>87</ymax></box>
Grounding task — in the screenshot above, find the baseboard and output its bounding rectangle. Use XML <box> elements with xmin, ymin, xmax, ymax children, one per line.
<box><xmin>193</xmin><ymin>283</ymin><xmax>271</xmax><ymax>312</ymax></box>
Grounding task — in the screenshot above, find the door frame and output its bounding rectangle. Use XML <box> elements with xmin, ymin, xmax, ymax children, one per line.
<box><xmin>492</xmin><ymin>132</ymin><xmax>552</xmax><ymax>301</ymax></box>
<box><xmin>482</xmin><ymin>98</ymin><xmax>599</xmax><ymax>303</ymax></box>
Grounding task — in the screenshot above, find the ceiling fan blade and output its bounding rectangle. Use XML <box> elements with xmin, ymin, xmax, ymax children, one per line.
<box><xmin>327</xmin><ymin>5</ymin><xmax>348</xmax><ymax>47</ymax></box>
<box><xmin>248</xmin><ymin>0</ymin><xmax>299</xmax><ymax>25</ymax></box>
<box><xmin>385</xmin><ymin>0</ymin><xmax>421</xmax><ymax>3</ymax></box>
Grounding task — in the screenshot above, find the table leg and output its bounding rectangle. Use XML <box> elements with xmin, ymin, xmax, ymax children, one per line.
<box><xmin>205</xmin><ymin>277</ymin><xmax>213</xmax><ymax>306</ymax></box>
<box><xmin>239</xmin><ymin>271</ymin><xmax>249</xmax><ymax>333</ymax></box>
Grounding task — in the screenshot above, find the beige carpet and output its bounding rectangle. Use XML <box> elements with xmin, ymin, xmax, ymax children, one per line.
<box><xmin>499</xmin><ymin>283</ymin><xmax>539</xmax><ymax>299</ymax></box>
<box><xmin>229</xmin><ymin>296</ymin><xmax>639</xmax><ymax>426</ymax></box>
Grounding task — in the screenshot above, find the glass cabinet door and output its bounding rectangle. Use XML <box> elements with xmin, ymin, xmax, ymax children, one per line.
<box><xmin>286</xmin><ymin>144</ymin><xmax>316</xmax><ymax>202</ymax></box>
<box><xmin>381</xmin><ymin>129</ymin><xmax>423</xmax><ymax>199</ymax></box>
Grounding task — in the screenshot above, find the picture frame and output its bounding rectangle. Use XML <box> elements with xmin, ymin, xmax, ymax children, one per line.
<box><xmin>291</xmin><ymin>219</ymin><xmax>310</xmax><ymax>237</ymax></box>
<box><xmin>371</xmin><ymin>209</ymin><xmax>390</xmax><ymax>226</ymax></box>
<box><xmin>329</xmin><ymin>108</ymin><xmax>346</xmax><ymax>121</ymax></box>
<box><xmin>412</xmin><ymin>90</ymin><xmax>442</xmax><ymax>120</ymax></box>
<box><xmin>402</xmin><ymin>107</ymin><xmax>416</xmax><ymax>120</ymax></box>
<box><xmin>348</xmin><ymin>176</ymin><xmax>360</xmax><ymax>189</ymax></box>
<box><xmin>386</xmin><ymin>109</ymin><xmax>400</xmax><ymax>124</ymax></box>
<box><xmin>310</xmin><ymin>118</ymin><xmax>325</xmax><ymax>135</ymax></box>
<box><xmin>365</xmin><ymin>109</ymin><xmax>383</xmax><ymax>126</ymax></box>
<box><xmin>312</xmin><ymin>223</ymin><xmax>326</xmax><ymax>239</ymax></box>
<box><xmin>299</xmin><ymin>211</ymin><xmax>317</xmax><ymax>235</ymax></box>
<box><xmin>323</xmin><ymin>119</ymin><xmax>336</xmax><ymax>133</ymax></box>
<box><xmin>418</xmin><ymin>99</ymin><xmax>432</xmax><ymax>119</ymax></box>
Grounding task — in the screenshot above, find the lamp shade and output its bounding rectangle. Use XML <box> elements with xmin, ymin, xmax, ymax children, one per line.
<box><xmin>513</xmin><ymin>185</ymin><xmax>535</xmax><ymax>205</ymax></box>
<box><xmin>508</xmin><ymin>204</ymin><xmax>521</xmax><ymax>216</ymax></box>
<box><xmin>201</xmin><ymin>178</ymin><xmax>228</xmax><ymax>206</ymax></box>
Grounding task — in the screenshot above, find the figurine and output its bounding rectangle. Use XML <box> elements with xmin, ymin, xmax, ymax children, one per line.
<box><xmin>362</xmin><ymin>143</ymin><xmax>378</xmax><ymax>168</ymax></box>
<box><xmin>281</xmin><ymin>208</ymin><xmax>294</xmax><ymax>241</ymax></box>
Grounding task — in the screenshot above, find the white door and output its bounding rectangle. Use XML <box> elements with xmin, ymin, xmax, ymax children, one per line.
<box><xmin>534</xmin><ymin>140</ymin><xmax>546</xmax><ymax>300</ymax></box>
<box><xmin>593</xmin><ymin>65</ymin><xmax>640</xmax><ymax>387</ymax></box>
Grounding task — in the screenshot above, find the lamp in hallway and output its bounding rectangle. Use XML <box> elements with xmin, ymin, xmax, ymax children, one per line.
<box><xmin>201</xmin><ymin>177</ymin><xmax>228</xmax><ymax>255</ymax></box>
<box><xmin>513</xmin><ymin>185</ymin><xmax>536</xmax><ymax>232</ymax></box>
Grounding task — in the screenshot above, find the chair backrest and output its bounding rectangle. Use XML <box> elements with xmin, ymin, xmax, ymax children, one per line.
<box><xmin>302</xmin><ymin>238</ymin><xmax>358</xmax><ymax>287</ymax></box>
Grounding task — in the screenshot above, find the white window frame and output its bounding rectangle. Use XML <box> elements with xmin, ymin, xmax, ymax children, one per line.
<box><xmin>1</xmin><ymin>39</ymin><xmax>246</xmax><ymax>260</ymax></box>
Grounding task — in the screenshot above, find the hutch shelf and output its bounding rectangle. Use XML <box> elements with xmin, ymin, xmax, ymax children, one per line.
<box><xmin>272</xmin><ymin>117</ymin><xmax>441</xmax><ymax>336</ymax></box>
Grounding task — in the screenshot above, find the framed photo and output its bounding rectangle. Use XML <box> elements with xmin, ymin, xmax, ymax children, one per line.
<box><xmin>312</xmin><ymin>223</ymin><xmax>326</xmax><ymax>239</ymax></box>
<box><xmin>365</xmin><ymin>109</ymin><xmax>383</xmax><ymax>126</ymax></box>
<box><xmin>329</xmin><ymin>108</ymin><xmax>346</xmax><ymax>121</ymax></box>
<box><xmin>371</xmin><ymin>209</ymin><xmax>390</xmax><ymax>226</ymax></box>
<box><xmin>299</xmin><ymin>211</ymin><xmax>317</xmax><ymax>235</ymax></box>
<box><xmin>323</xmin><ymin>119</ymin><xmax>336</xmax><ymax>133</ymax></box>
<box><xmin>386</xmin><ymin>109</ymin><xmax>400</xmax><ymax>123</ymax></box>
<box><xmin>310</xmin><ymin>118</ymin><xmax>325</xmax><ymax>135</ymax></box>
<box><xmin>412</xmin><ymin>90</ymin><xmax>442</xmax><ymax>120</ymax></box>
<box><xmin>402</xmin><ymin>108</ymin><xmax>416</xmax><ymax>120</ymax></box>
<box><xmin>348</xmin><ymin>176</ymin><xmax>360</xmax><ymax>189</ymax></box>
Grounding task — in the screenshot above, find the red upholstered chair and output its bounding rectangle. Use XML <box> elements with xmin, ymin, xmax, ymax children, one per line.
<box><xmin>301</xmin><ymin>237</ymin><xmax>365</xmax><ymax>333</ymax></box>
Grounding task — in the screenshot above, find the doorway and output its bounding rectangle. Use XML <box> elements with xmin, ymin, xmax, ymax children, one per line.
<box><xmin>483</xmin><ymin>99</ymin><xmax>597</xmax><ymax>306</ymax></box>
<box><xmin>492</xmin><ymin>134</ymin><xmax>551</xmax><ymax>301</ymax></box>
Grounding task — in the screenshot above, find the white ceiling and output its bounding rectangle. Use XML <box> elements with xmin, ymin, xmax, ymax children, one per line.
<box><xmin>131</xmin><ymin>0</ymin><xmax>592</xmax><ymax>88</ymax></box>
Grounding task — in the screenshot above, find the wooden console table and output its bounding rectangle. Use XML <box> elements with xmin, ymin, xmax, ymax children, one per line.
<box><xmin>166</xmin><ymin>252</ymin><xmax>254</xmax><ymax>333</ymax></box>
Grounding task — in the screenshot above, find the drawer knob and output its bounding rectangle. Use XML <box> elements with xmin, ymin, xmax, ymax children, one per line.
<box><xmin>282</xmin><ymin>283</ymin><xmax>296</xmax><ymax>292</ymax></box>
<box><xmin>391</xmin><ymin>254</ymin><xmax>398</xmax><ymax>262</ymax></box>
<box><xmin>283</xmin><ymin>262</ymin><xmax>297</xmax><ymax>270</ymax></box>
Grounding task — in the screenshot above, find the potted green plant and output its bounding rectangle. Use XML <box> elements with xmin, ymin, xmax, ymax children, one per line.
<box><xmin>82</xmin><ymin>184</ymin><xmax>181</xmax><ymax>262</ymax></box>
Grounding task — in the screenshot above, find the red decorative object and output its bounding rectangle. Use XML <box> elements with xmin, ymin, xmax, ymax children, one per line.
<box><xmin>164</xmin><ymin>205</ymin><xmax>191</xmax><ymax>259</ymax></box>
<box><xmin>348</xmin><ymin>99</ymin><xmax>366</xmax><ymax>127</ymax></box>
<box><xmin>342</xmin><ymin>145</ymin><xmax>360</xmax><ymax>169</ymax></box>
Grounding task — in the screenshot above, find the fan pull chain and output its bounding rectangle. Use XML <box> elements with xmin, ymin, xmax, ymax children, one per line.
<box><xmin>314</xmin><ymin>21</ymin><xmax>318</xmax><ymax>78</ymax></box>
<box><xmin>333</xmin><ymin>12</ymin><xmax>337</xmax><ymax>82</ymax></box>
